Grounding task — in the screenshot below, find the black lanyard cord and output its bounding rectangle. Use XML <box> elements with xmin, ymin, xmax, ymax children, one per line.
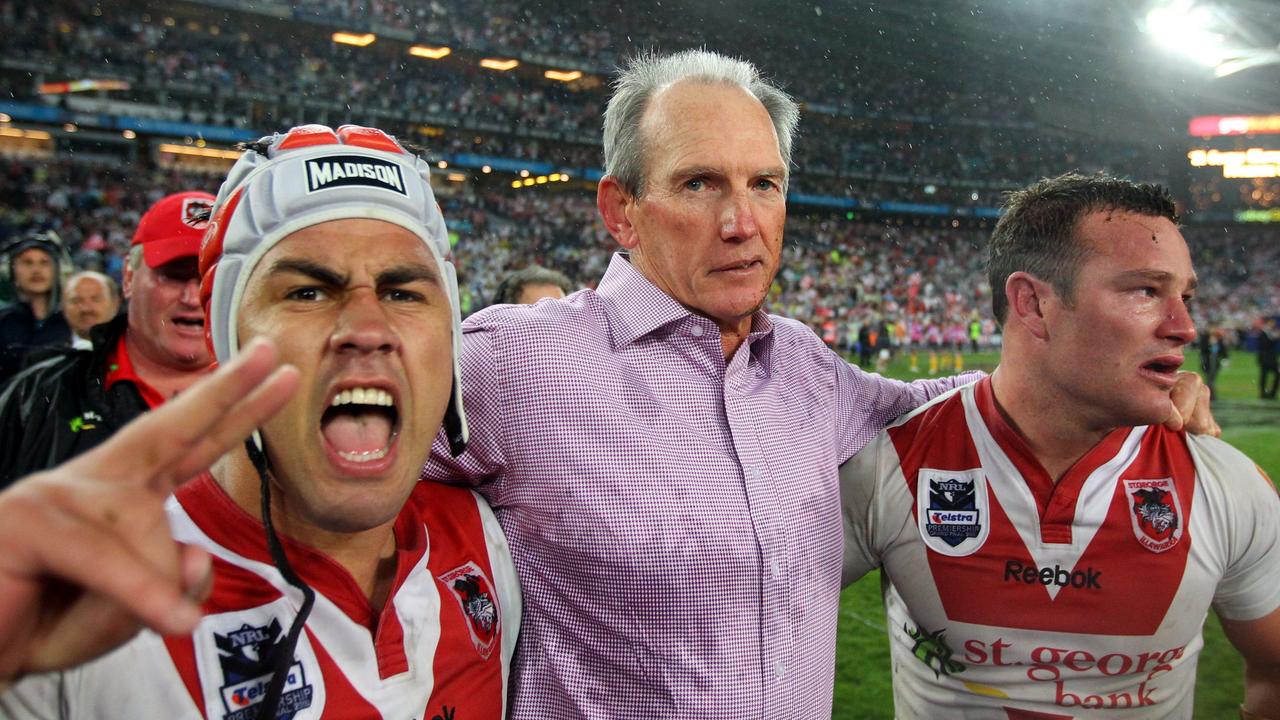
<box><xmin>244</xmin><ymin>437</ymin><xmax>316</xmax><ymax>720</ymax></box>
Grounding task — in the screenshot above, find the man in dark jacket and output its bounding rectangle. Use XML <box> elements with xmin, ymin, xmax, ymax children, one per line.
<box><xmin>1199</xmin><ymin>325</ymin><xmax>1229</xmax><ymax>400</ymax></box>
<box><xmin>0</xmin><ymin>191</ymin><xmax>215</xmax><ymax>488</ymax></box>
<box><xmin>1260</xmin><ymin>318</ymin><xmax>1278</xmax><ymax>400</ymax></box>
<box><xmin>0</xmin><ymin>231</ymin><xmax>71</xmax><ymax>385</ymax></box>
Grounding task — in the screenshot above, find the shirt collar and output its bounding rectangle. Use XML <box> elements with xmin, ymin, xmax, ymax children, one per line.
<box><xmin>595</xmin><ymin>252</ymin><xmax>776</xmax><ymax>353</ymax></box>
<box><xmin>104</xmin><ymin>333</ymin><xmax>167</xmax><ymax>409</ymax></box>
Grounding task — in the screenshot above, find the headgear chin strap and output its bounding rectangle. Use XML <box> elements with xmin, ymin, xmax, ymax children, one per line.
<box><xmin>244</xmin><ymin>437</ymin><xmax>315</xmax><ymax>720</ymax></box>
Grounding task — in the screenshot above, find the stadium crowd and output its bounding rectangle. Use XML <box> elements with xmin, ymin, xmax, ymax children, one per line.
<box><xmin>4</xmin><ymin>0</ymin><xmax>1168</xmax><ymax>210</ymax></box>
<box><xmin>0</xmin><ymin>0</ymin><xmax>1274</xmax><ymax>374</ymax></box>
<box><xmin>2</xmin><ymin>155</ymin><xmax>1275</xmax><ymax>376</ymax></box>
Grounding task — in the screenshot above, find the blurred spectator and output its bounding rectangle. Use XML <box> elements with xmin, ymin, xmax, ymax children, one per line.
<box><xmin>62</xmin><ymin>271</ymin><xmax>121</xmax><ymax>349</ymax></box>
<box><xmin>1259</xmin><ymin>318</ymin><xmax>1278</xmax><ymax>401</ymax></box>
<box><xmin>0</xmin><ymin>192</ymin><xmax>215</xmax><ymax>488</ymax></box>
<box><xmin>0</xmin><ymin>230</ymin><xmax>71</xmax><ymax>385</ymax></box>
<box><xmin>494</xmin><ymin>264</ymin><xmax>574</xmax><ymax>305</ymax></box>
<box><xmin>1198</xmin><ymin>326</ymin><xmax>1229</xmax><ymax>401</ymax></box>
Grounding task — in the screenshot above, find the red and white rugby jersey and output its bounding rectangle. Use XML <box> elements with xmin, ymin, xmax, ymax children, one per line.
<box><xmin>0</xmin><ymin>474</ymin><xmax>520</xmax><ymax>720</ymax></box>
<box><xmin>841</xmin><ymin>377</ymin><xmax>1280</xmax><ymax>719</ymax></box>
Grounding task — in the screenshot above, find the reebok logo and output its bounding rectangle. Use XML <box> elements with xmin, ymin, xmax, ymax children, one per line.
<box><xmin>1004</xmin><ymin>559</ymin><xmax>1102</xmax><ymax>590</ymax></box>
<box><xmin>305</xmin><ymin>154</ymin><xmax>407</xmax><ymax>195</ymax></box>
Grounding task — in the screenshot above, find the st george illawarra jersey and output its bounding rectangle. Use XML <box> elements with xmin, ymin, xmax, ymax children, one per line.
<box><xmin>841</xmin><ymin>377</ymin><xmax>1280</xmax><ymax>719</ymax></box>
<box><xmin>0</xmin><ymin>474</ymin><xmax>520</xmax><ymax>720</ymax></box>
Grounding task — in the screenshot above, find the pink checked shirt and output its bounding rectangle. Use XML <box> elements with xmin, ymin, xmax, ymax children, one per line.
<box><xmin>424</xmin><ymin>254</ymin><xmax>974</xmax><ymax>718</ymax></box>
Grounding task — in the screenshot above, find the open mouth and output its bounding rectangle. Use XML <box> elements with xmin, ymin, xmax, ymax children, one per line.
<box><xmin>172</xmin><ymin>316</ymin><xmax>205</xmax><ymax>330</ymax></box>
<box><xmin>320</xmin><ymin>386</ymin><xmax>400</xmax><ymax>463</ymax></box>
<box><xmin>1142</xmin><ymin>358</ymin><xmax>1182</xmax><ymax>375</ymax></box>
<box><xmin>1140</xmin><ymin>357</ymin><xmax>1183</xmax><ymax>388</ymax></box>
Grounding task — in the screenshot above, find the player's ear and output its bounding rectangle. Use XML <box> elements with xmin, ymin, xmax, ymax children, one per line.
<box><xmin>1005</xmin><ymin>271</ymin><xmax>1052</xmax><ymax>340</ymax></box>
<box><xmin>598</xmin><ymin>176</ymin><xmax>640</xmax><ymax>250</ymax></box>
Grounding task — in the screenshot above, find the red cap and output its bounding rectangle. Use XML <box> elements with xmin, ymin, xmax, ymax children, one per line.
<box><xmin>131</xmin><ymin>191</ymin><xmax>217</xmax><ymax>268</ymax></box>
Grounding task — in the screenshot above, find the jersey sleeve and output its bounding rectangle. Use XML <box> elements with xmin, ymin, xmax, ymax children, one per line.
<box><xmin>0</xmin><ymin>672</ymin><xmax>64</xmax><ymax>720</ymax></box>
<box><xmin>473</xmin><ymin>489</ymin><xmax>521</xmax><ymax>716</ymax></box>
<box><xmin>840</xmin><ymin>430</ymin><xmax>890</xmax><ymax>587</ymax></box>
<box><xmin>1190</xmin><ymin>435</ymin><xmax>1280</xmax><ymax>622</ymax></box>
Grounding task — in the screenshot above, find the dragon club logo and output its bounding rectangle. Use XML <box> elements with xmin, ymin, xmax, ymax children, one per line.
<box><xmin>1124</xmin><ymin>478</ymin><xmax>1184</xmax><ymax>553</ymax></box>
<box><xmin>438</xmin><ymin>561</ymin><xmax>500</xmax><ymax>659</ymax></box>
<box><xmin>181</xmin><ymin>196</ymin><xmax>213</xmax><ymax>229</ymax></box>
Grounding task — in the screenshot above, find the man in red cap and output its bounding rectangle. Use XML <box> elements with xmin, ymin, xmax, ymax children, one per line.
<box><xmin>0</xmin><ymin>191</ymin><xmax>216</xmax><ymax>489</ymax></box>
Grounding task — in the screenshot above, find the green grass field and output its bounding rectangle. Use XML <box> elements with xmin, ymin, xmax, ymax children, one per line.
<box><xmin>832</xmin><ymin>349</ymin><xmax>1280</xmax><ymax>719</ymax></box>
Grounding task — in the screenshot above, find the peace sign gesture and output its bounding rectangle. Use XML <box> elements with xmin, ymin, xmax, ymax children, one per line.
<box><xmin>0</xmin><ymin>338</ymin><xmax>298</xmax><ymax>687</ymax></box>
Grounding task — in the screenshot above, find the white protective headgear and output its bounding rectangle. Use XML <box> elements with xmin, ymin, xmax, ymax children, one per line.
<box><xmin>199</xmin><ymin>124</ymin><xmax>467</xmax><ymax>455</ymax></box>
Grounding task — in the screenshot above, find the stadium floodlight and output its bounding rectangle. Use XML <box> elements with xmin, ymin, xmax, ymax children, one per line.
<box><xmin>409</xmin><ymin>45</ymin><xmax>451</xmax><ymax>59</ymax></box>
<box><xmin>1145</xmin><ymin>2</ymin><xmax>1227</xmax><ymax>66</ymax></box>
<box><xmin>480</xmin><ymin>58</ymin><xmax>520</xmax><ymax>71</ymax></box>
<box><xmin>332</xmin><ymin>32</ymin><xmax>376</xmax><ymax>47</ymax></box>
<box><xmin>1143</xmin><ymin>0</ymin><xmax>1280</xmax><ymax>77</ymax></box>
<box><xmin>544</xmin><ymin>69</ymin><xmax>583</xmax><ymax>82</ymax></box>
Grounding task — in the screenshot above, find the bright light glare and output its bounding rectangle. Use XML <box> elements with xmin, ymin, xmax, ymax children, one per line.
<box><xmin>1145</xmin><ymin>3</ymin><xmax>1226</xmax><ymax>67</ymax></box>
<box><xmin>480</xmin><ymin>58</ymin><xmax>519</xmax><ymax>71</ymax></box>
<box><xmin>332</xmin><ymin>32</ymin><xmax>376</xmax><ymax>47</ymax></box>
<box><xmin>408</xmin><ymin>45</ymin><xmax>451</xmax><ymax>59</ymax></box>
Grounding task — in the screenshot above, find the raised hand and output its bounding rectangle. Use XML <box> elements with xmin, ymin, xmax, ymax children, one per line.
<box><xmin>0</xmin><ymin>338</ymin><xmax>298</xmax><ymax>685</ymax></box>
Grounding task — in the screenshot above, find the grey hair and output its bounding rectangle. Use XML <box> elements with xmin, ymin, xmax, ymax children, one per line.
<box><xmin>127</xmin><ymin>245</ymin><xmax>145</xmax><ymax>271</ymax></box>
<box><xmin>602</xmin><ymin>49</ymin><xmax>800</xmax><ymax>197</ymax></box>
<box><xmin>64</xmin><ymin>270</ymin><xmax>119</xmax><ymax>299</ymax></box>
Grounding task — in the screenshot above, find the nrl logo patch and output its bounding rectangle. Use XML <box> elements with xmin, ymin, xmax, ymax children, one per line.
<box><xmin>438</xmin><ymin>561</ymin><xmax>500</xmax><ymax>659</ymax></box>
<box><xmin>213</xmin><ymin>618</ymin><xmax>313</xmax><ymax>720</ymax></box>
<box><xmin>1124</xmin><ymin>477</ymin><xmax>1184</xmax><ymax>553</ymax></box>
<box><xmin>181</xmin><ymin>197</ymin><xmax>213</xmax><ymax>229</ymax></box>
<box><xmin>917</xmin><ymin>468</ymin><xmax>989</xmax><ymax>556</ymax></box>
<box><xmin>305</xmin><ymin>154</ymin><xmax>407</xmax><ymax>195</ymax></box>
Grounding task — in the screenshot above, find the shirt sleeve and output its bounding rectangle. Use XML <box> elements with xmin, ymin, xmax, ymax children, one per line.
<box><xmin>422</xmin><ymin>323</ymin><xmax>509</xmax><ymax>501</ymax></box>
<box><xmin>833</xmin><ymin>353</ymin><xmax>983</xmax><ymax>464</ymax></box>
<box><xmin>1191</xmin><ymin>435</ymin><xmax>1280</xmax><ymax>622</ymax></box>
